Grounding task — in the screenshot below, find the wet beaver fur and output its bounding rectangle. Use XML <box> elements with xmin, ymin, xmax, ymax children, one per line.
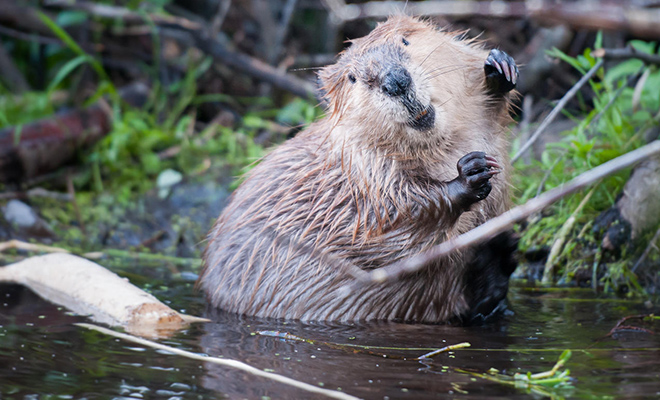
<box><xmin>199</xmin><ymin>16</ymin><xmax>519</xmax><ymax>323</ymax></box>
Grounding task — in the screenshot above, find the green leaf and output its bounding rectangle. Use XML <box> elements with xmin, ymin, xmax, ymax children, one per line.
<box><xmin>629</xmin><ymin>40</ymin><xmax>657</xmax><ymax>54</ymax></box>
<box><xmin>47</xmin><ymin>54</ymin><xmax>89</xmax><ymax>93</ymax></box>
<box><xmin>547</xmin><ymin>47</ymin><xmax>586</xmax><ymax>74</ymax></box>
<box><xmin>37</xmin><ymin>11</ymin><xmax>118</xmax><ymax>101</ymax></box>
<box><xmin>594</xmin><ymin>31</ymin><xmax>603</xmax><ymax>50</ymax></box>
<box><xmin>56</xmin><ymin>11</ymin><xmax>88</xmax><ymax>27</ymax></box>
<box><xmin>605</xmin><ymin>60</ymin><xmax>643</xmax><ymax>84</ymax></box>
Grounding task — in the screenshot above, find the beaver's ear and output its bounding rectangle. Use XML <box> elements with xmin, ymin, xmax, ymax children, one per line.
<box><xmin>316</xmin><ymin>75</ymin><xmax>329</xmax><ymax>109</ymax></box>
<box><xmin>317</xmin><ymin>63</ymin><xmax>345</xmax><ymax>111</ymax></box>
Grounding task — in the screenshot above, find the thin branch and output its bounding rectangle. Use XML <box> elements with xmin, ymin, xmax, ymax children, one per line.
<box><xmin>542</xmin><ymin>186</ymin><xmax>596</xmax><ymax>284</ymax></box>
<box><xmin>512</xmin><ymin>59</ymin><xmax>604</xmax><ymax>163</ymax></box>
<box><xmin>45</xmin><ymin>0</ymin><xmax>316</xmax><ymax>99</ymax></box>
<box><xmin>66</xmin><ymin>172</ymin><xmax>85</xmax><ymax>234</ymax></box>
<box><xmin>593</xmin><ymin>47</ymin><xmax>660</xmax><ymax>65</ymax></box>
<box><xmin>0</xmin><ymin>24</ymin><xmax>61</xmax><ymax>45</ymax></box>
<box><xmin>632</xmin><ymin>227</ymin><xmax>660</xmax><ymax>272</ymax></box>
<box><xmin>0</xmin><ymin>41</ymin><xmax>29</xmax><ymax>93</ymax></box>
<box><xmin>76</xmin><ymin>323</ymin><xmax>361</xmax><ymax>400</ymax></box>
<box><xmin>354</xmin><ymin>140</ymin><xmax>660</xmax><ymax>285</ymax></box>
<box><xmin>0</xmin><ymin>187</ymin><xmax>72</xmax><ymax>201</ymax></box>
<box><xmin>535</xmin><ymin>153</ymin><xmax>565</xmax><ymax>197</ymax></box>
<box><xmin>0</xmin><ymin>239</ymin><xmax>70</xmax><ymax>254</ymax></box>
<box><xmin>417</xmin><ymin>342</ymin><xmax>471</xmax><ymax>360</ymax></box>
<box><xmin>185</xmin><ymin>28</ymin><xmax>316</xmax><ymax>99</ymax></box>
<box><xmin>211</xmin><ymin>0</ymin><xmax>232</xmax><ymax>36</ymax></box>
<box><xmin>44</xmin><ymin>0</ymin><xmax>202</xmax><ymax>30</ymax></box>
<box><xmin>589</xmin><ymin>67</ymin><xmax>643</xmax><ymax>132</ymax></box>
<box><xmin>274</xmin><ymin>0</ymin><xmax>299</xmax><ymax>59</ymax></box>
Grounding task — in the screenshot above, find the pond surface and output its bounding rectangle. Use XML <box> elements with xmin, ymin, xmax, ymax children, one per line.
<box><xmin>1</xmin><ymin>275</ymin><xmax>659</xmax><ymax>399</ymax></box>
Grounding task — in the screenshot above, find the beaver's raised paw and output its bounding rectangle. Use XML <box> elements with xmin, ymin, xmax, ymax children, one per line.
<box><xmin>485</xmin><ymin>49</ymin><xmax>518</xmax><ymax>95</ymax></box>
<box><xmin>455</xmin><ymin>151</ymin><xmax>500</xmax><ymax>203</ymax></box>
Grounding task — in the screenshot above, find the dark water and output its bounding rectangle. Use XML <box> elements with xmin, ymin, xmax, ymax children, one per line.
<box><xmin>1</xmin><ymin>276</ymin><xmax>659</xmax><ymax>399</ymax></box>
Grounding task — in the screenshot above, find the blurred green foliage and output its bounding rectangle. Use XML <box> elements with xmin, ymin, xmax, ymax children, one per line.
<box><xmin>513</xmin><ymin>34</ymin><xmax>660</xmax><ymax>292</ymax></box>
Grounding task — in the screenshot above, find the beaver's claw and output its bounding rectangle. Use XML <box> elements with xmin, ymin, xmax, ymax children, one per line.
<box><xmin>485</xmin><ymin>49</ymin><xmax>518</xmax><ymax>95</ymax></box>
<box><xmin>456</xmin><ymin>151</ymin><xmax>500</xmax><ymax>202</ymax></box>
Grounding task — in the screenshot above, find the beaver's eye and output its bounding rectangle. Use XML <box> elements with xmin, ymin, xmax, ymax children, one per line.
<box><xmin>348</xmin><ymin>74</ymin><xmax>356</xmax><ymax>83</ymax></box>
<box><xmin>402</xmin><ymin>37</ymin><xmax>410</xmax><ymax>46</ymax></box>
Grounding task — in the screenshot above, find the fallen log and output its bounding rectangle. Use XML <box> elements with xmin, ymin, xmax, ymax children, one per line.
<box><xmin>0</xmin><ymin>82</ymin><xmax>148</xmax><ymax>183</ymax></box>
<box><xmin>323</xmin><ymin>0</ymin><xmax>660</xmax><ymax>40</ymax></box>
<box><xmin>0</xmin><ymin>253</ymin><xmax>208</xmax><ymax>338</ymax></box>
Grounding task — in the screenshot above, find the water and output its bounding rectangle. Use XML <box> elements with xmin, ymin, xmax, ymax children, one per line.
<box><xmin>1</xmin><ymin>278</ymin><xmax>658</xmax><ymax>399</ymax></box>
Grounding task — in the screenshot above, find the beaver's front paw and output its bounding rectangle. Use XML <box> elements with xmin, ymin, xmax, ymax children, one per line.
<box><xmin>455</xmin><ymin>151</ymin><xmax>500</xmax><ymax>204</ymax></box>
<box><xmin>484</xmin><ymin>49</ymin><xmax>518</xmax><ymax>95</ymax></box>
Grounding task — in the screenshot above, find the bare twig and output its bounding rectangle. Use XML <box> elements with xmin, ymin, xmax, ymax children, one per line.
<box><xmin>76</xmin><ymin>323</ymin><xmax>360</xmax><ymax>400</ymax></box>
<box><xmin>517</xmin><ymin>26</ymin><xmax>573</xmax><ymax>94</ymax></box>
<box><xmin>417</xmin><ymin>342</ymin><xmax>471</xmax><ymax>360</ymax></box>
<box><xmin>211</xmin><ymin>0</ymin><xmax>232</xmax><ymax>36</ymax></box>
<box><xmin>0</xmin><ymin>24</ymin><xmax>61</xmax><ymax>45</ymax></box>
<box><xmin>0</xmin><ymin>187</ymin><xmax>72</xmax><ymax>201</ymax></box>
<box><xmin>66</xmin><ymin>173</ymin><xmax>85</xmax><ymax>234</ymax></box>
<box><xmin>590</xmin><ymin>67</ymin><xmax>644</xmax><ymax>132</ymax></box>
<box><xmin>273</xmin><ymin>0</ymin><xmax>299</xmax><ymax>62</ymax></box>
<box><xmin>542</xmin><ymin>187</ymin><xmax>596</xmax><ymax>284</ymax></box>
<box><xmin>354</xmin><ymin>140</ymin><xmax>660</xmax><ymax>284</ymax></box>
<box><xmin>593</xmin><ymin>47</ymin><xmax>660</xmax><ymax>65</ymax></box>
<box><xmin>632</xmin><ymin>227</ymin><xmax>660</xmax><ymax>272</ymax></box>
<box><xmin>44</xmin><ymin>0</ymin><xmax>201</xmax><ymax>30</ymax></box>
<box><xmin>512</xmin><ymin>59</ymin><xmax>604</xmax><ymax>163</ymax></box>
<box><xmin>44</xmin><ymin>0</ymin><xmax>316</xmax><ymax>99</ymax></box>
<box><xmin>0</xmin><ymin>239</ymin><xmax>70</xmax><ymax>254</ymax></box>
<box><xmin>535</xmin><ymin>154</ymin><xmax>565</xmax><ymax>197</ymax></box>
<box><xmin>0</xmin><ymin>41</ymin><xmax>29</xmax><ymax>93</ymax></box>
<box><xmin>607</xmin><ymin>314</ymin><xmax>656</xmax><ymax>337</ymax></box>
<box><xmin>0</xmin><ymin>0</ymin><xmax>58</xmax><ymax>36</ymax></box>
<box><xmin>186</xmin><ymin>28</ymin><xmax>316</xmax><ymax>99</ymax></box>
<box><xmin>516</xmin><ymin>95</ymin><xmax>534</xmax><ymax>164</ymax></box>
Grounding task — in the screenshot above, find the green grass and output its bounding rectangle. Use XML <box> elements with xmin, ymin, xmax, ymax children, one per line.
<box><xmin>513</xmin><ymin>36</ymin><xmax>660</xmax><ymax>293</ymax></box>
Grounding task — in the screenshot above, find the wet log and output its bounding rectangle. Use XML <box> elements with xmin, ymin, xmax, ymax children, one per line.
<box><xmin>0</xmin><ymin>83</ymin><xmax>149</xmax><ymax>183</ymax></box>
<box><xmin>0</xmin><ymin>253</ymin><xmax>208</xmax><ymax>338</ymax></box>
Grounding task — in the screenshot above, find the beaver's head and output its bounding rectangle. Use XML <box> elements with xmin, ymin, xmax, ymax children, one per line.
<box><xmin>319</xmin><ymin>16</ymin><xmax>485</xmax><ymax>149</ymax></box>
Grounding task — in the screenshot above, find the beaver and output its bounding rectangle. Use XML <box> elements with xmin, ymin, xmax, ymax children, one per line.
<box><xmin>198</xmin><ymin>16</ymin><xmax>519</xmax><ymax>323</ymax></box>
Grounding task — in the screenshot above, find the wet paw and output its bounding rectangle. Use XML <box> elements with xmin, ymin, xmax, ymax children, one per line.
<box><xmin>484</xmin><ymin>49</ymin><xmax>518</xmax><ymax>95</ymax></box>
<box><xmin>456</xmin><ymin>151</ymin><xmax>500</xmax><ymax>202</ymax></box>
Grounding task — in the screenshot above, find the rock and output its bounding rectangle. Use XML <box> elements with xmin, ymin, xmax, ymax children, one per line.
<box><xmin>2</xmin><ymin>199</ymin><xmax>53</xmax><ymax>237</ymax></box>
<box><xmin>3</xmin><ymin>199</ymin><xmax>38</xmax><ymax>228</ymax></box>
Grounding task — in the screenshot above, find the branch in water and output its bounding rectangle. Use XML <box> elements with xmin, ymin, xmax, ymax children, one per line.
<box><xmin>354</xmin><ymin>140</ymin><xmax>660</xmax><ymax>285</ymax></box>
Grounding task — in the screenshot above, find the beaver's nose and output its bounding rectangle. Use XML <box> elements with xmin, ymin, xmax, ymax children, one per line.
<box><xmin>381</xmin><ymin>67</ymin><xmax>412</xmax><ymax>97</ymax></box>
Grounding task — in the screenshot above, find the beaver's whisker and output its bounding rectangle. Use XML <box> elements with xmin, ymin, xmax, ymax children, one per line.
<box><xmin>422</xmin><ymin>64</ymin><xmax>464</xmax><ymax>76</ymax></box>
<box><xmin>427</xmin><ymin>67</ymin><xmax>465</xmax><ymax>80</ymax></box>
<box><xmin>419</xmin><ymin>42</ymin><xmax>445</xmax><ymax>68</ymax></box>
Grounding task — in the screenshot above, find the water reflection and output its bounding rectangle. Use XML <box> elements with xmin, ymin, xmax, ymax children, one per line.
<box><xmin>1</xmin><ymin>282</ymin><xmax>659</xmax><ymax>399</ymax></box>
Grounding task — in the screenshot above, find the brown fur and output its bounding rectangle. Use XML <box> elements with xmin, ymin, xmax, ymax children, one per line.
<box><xmin>199</xmin><ymin>16</ymin><xmax>514</xmax><ymax>322</ymax></box>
